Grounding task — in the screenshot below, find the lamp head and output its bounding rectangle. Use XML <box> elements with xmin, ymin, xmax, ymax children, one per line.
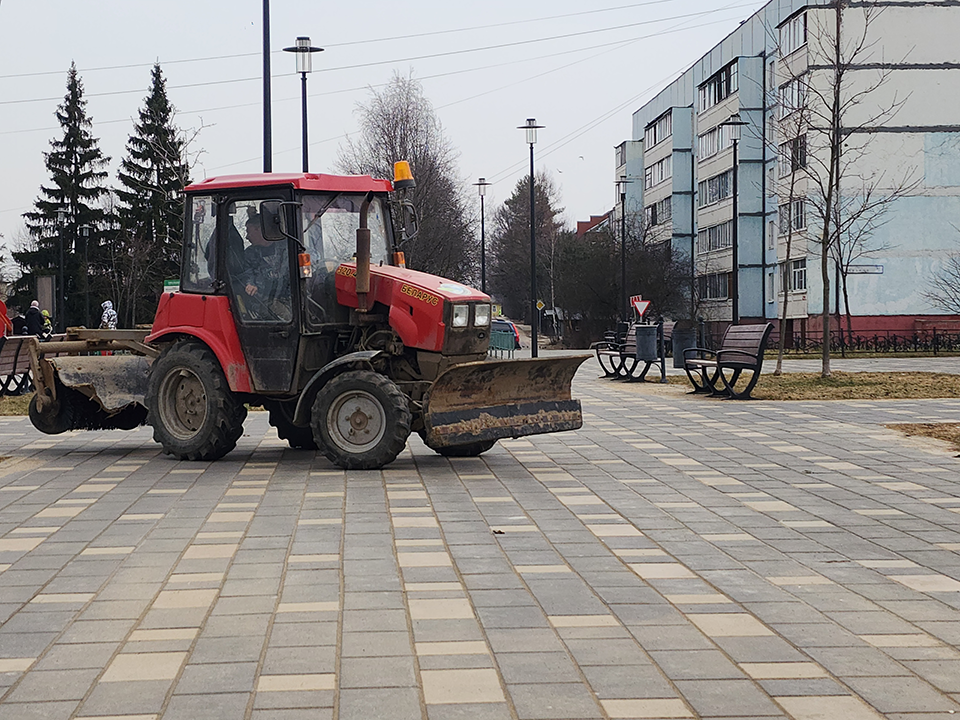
<box><xmin>518</xmin><ymin>118</ymin><xmax>544</xmax><ymax>145</ymax></box>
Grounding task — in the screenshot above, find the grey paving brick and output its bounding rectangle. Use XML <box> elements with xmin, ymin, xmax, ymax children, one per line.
<box><xmin>507</xmin><ymin>682</ymin><xmax>603</xmax><ymax>720</ymax></box>
<box><xmin>174</xmin><ymin>662</ymin><xmax>258</xmax><ymax>694</ymax></box>
<box><xmin>79</xmin><ymin>678</ymin><xmax>173</xmax><ymax>716</ymax></box>
<box><xmin>164</xmin><ymin>691</ymin><xmax>252</xmax><ymax>719</ymax></box>
<box><xmin>338</xmin><ymin>687</ymin><xmax>422</xmax><ymax>720</ymax></box>
<box><xmin>340</xmin><ymin>656</ymin><xmax>417</xmax><ymax>688</ymax></box>
<box><xmin>843</xmin><ymin>675</ymin><xmax>960</xmax><ymax>713</ymax></box>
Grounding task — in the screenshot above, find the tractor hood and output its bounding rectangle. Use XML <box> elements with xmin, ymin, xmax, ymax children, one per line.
<box><xmin>335</xmin><ymin>263</ymin><xmax>490</xmax><ymax>353</ymax></box>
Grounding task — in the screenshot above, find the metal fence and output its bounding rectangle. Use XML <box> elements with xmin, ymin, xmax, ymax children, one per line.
<box><xmin>696</xmin><ymin>325</ymin><xmax>960</xmax><ymax>355</ymax></box>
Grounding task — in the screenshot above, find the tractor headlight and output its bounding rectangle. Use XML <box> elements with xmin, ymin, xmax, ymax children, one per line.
<box><xmin>452</xmin><ymin>304</ymin><xmax>469</xmax><ymax>328</ymax></box>
<box><xmin>474</xmin><ymin>304</ymin><xmax>490</xmax><ymax>327</ymax></box>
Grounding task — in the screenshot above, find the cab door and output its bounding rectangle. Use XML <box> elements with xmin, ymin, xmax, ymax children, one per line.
<box><xmin>219</xmin><ymin>195</ymin><xmax>299</xmax><ymax>394</ymax></box>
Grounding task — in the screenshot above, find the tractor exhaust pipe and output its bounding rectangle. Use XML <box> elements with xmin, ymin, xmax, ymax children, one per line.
<box><xmin>356</xmin><ymin>191</ymin><xmax>372</xmax><ymax>312</ymax></box>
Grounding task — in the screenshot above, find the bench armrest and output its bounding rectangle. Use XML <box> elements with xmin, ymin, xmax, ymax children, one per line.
<box><xmin>716</xmin><ymin>349</ymin><xmax>760</xmax><ymax>363</ymax></box>
<box><xmin>590</xmin><ymin>340</ymin><xmax>619</xmax><ymax>350</ymax></box>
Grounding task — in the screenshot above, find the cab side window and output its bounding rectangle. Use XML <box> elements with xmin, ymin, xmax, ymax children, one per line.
<box><xmin>226</xmin><ymin>200</ymin><xmax>293</xmax><ymax>324</ymax></box>
<box><xmin>181</xmin><ymin>196</ymin><xmax>217</xmax><ymax>294</ymax></box>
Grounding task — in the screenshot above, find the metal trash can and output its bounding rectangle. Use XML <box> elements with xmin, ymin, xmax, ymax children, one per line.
<box><xmin>635</xmin><ymin>324</ymin><xmax>659</xmax><ymax>362</ymax></box>
<box><xmin>672</xmin><ymin>326</ymin><xmax>697</xmax><ymax>368</ymax></box>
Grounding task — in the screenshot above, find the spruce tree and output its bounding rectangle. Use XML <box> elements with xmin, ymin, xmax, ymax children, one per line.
<box><xmin>15</xmin><ymin>62</ymin><xmax>110</xmax><ymax>329</ymax></box>
<box><xmin>114</xmin><ymin>63</ymin><xmax>189</xmax><ymax>326</ymax></box>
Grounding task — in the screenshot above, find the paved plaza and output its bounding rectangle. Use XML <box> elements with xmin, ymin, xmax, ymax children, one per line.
<box><xmin>1</xmin><ymin>359</ymin><xmax>960</xmax><ymax>719</ymax></box>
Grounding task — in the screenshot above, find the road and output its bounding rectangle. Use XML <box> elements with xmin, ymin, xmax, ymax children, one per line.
<box><xmin>1</xmin><ymin>360</ymin><xmax>959</xmax><ymax>718</ymax></box>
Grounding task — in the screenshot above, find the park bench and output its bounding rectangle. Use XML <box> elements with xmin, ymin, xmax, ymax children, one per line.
<box><xmin>682</xmin><ymin>322</ymin><xmax>772</xmax><ymax>399</ymax></box>
<box><xmin>0</xmin><ymin>335</ymin><xmax>35</xmax><ymax>396</ymax></box>
<box><xmin>591</xmin><ymin>321</ymin><xmax>674</xmax><ymax>382</ymax></box>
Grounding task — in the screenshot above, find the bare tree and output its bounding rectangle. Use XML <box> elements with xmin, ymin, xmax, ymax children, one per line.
<box><xmin>800</xmin><ymin>1</ymin><xmax>912</xmax><ymax>376</ymax></box>
<box><xmin>925</xmin><ymin>251</ymin><xmax>960</xmax><ymax>315</ymax></box>
<box><xmin>338</xmin><ymin>71</ymin><xmax>475</xmax><ymax>282</ymax></box>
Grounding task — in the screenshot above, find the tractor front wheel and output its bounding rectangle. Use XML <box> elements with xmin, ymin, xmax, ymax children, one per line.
<box><xmin>311</xmin><ymin>371</ymin><xmax>411</xmax><ymax>470</ymax></box>
<box><xmin>146</xmin><ymin>342</ymin><xmax>246</xmax><ymax>461</ymax></box>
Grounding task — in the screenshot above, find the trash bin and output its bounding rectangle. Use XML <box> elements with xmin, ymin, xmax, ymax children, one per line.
<box><xmin>672</xmin><ymin>324</ymin><xmax>697</xmax><ymax>369</ymax></box>
<box><xmin>635</xmin><ymin>324</ymin><xmax>659</xmax><ymax>362</ymax></box>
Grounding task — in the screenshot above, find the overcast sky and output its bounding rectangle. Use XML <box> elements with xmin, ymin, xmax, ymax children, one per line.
<box><xmin>0</xmin><ymin>0</ymin><xmax>767</xmax><ymax>260</ymax></box>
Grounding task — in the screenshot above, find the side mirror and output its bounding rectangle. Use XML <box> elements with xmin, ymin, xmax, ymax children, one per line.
<box><xmin>399</xmin><ymin>199</ymin><xmax>419</xmax><ymax>244</ymax></box>
<box><xmin>259</xmin><ymin>200</ymin><xmax>286</xmax><ymax>241</ymax></box>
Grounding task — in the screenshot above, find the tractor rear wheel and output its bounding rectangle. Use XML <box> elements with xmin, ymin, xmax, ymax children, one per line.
<box><xmin>146</xmin><ymin>342</ymin><xmax>246</xmax><ymax>461</ymax></box>
<box><xmin>265</xmin><ymin>400</ymin><xmax>317</xmax><ymax>450</ymax></box>
<box><xmin>311</xmin><ymin>370</ymin><xmax>411</xmax><ymax>470</ymax></box>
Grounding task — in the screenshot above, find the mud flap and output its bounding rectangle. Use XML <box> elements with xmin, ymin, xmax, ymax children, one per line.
<box><xmin>50</xmin><ymin>355</ymin><xmax>152</xmax><ymax>413</ymax></box>
<box><xmin>421</xmin><ymin>355</ymin><xmax>589</xmax><ymax>448</ymax></box>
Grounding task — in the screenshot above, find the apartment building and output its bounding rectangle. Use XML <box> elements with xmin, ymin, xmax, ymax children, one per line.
<box><xmin>623</xmin><ymin>0</ymin><xmax>960</xmax><ymax>337</ymax></box>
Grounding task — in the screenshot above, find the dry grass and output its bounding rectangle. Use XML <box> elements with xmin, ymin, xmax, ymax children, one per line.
<box><xmin>0</xmin><ymin>394</ymin><xmax>31</xmax><ymax>416</ymax></box>
<box><xmin>888</xmin><ymin>423</ymin><xmax>960</xmax><ymax>452</ymax></box>
<box><xmin>667</xmin><ymin>371</ymin><xmax>960</xmax><ymax>401</ymax></box>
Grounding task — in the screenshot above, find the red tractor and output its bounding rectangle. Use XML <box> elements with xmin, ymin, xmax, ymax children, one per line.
<box><xmin>13</xmin><ymin>164</ymin><xmax>586</xmax><ymax>469</ymax></box>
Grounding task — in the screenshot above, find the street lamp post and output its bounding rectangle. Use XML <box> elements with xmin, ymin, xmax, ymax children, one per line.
<box><xmin>518</xmin><ymin>118</ymin><xmax>544</xmax><ymax>358</ymax></box>
<box><xmin>283</xmin><ymin>36</ymin><xmax>324</xmax><ymax>173</ymax></box>
<box><xmin>80</xmin><ymin>224</ymin><xmax>91</xmax><ymax>328</ymax></box>
<box><xmin>719</xmin><ymin>113</ymin><xmax>748</xmax><ymax>325</ymax></box>
<box><xmin>262</xmin><ymin>0</ymin><xmax>272</xmax><ymax>173</ymax></box>
<box><xmin>56</xmin><ymin>209</ymin><xmax>67</xmax><ymax>333</ymax></box>
<box><xmin>473</xmin><ymin>178</ymin><xmax>491</xmax><ymax>293</ymax></box>
<box><xmin>617</xmin><ymin>176</ymin><xmax>632</xmax><ymax>322</ymax></box>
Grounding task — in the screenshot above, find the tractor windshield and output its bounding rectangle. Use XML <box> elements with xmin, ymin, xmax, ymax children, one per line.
<box><xmin>300</xmin><ymin>193</ymin><xmax>389</xmax><ymax>269</ymax></box>
<box><xmin>299</xmin><ymin>193</ymin><xmax>390</xmax><ymax>328</ymax></box>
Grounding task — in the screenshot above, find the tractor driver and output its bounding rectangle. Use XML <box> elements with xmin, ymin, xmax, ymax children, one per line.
<box><xmin>239</xmin><ymin>210</ymin><xmax>291</xmax><ymax>321</ymax></box>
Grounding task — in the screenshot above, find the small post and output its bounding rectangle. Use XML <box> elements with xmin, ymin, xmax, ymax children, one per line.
<box><xmin>658</xmin><ymin>316</ymin><xmax>667</xmax><ymax>384</ymax></box>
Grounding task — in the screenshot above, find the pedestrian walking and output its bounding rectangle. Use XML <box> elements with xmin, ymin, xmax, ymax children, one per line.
<box><xmin>25</xmin><ymin>300</ymin><xmax>44</xmax><ymax>336</ymax></box>
<box><xmin>100</xmin><ymin>300</ymin><xmax>117</xmax><ymax>330</ymax></box>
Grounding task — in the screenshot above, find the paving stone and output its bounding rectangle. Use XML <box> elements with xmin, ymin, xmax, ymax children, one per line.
<box><xmin>506</xmin><ymin>682</ymin><xmax>604</xmax><ymax>719</ymax></box>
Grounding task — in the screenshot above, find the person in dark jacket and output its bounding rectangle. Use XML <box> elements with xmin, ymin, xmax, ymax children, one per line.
<box><xmin>25</xmin><ymin>300</ymin><xmax>44</xmax><ymax>336</ymax></box>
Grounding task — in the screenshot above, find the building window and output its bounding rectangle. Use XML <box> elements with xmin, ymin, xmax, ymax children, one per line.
<box><xmin>644</xmin><ymin>111</ymin><xmax>673</xmax><ymax>149</ymax></box>
<box><xmin>697</xmin><ymin>220</ymin><xmax>733</xmax><ymax>254</ymax></box>
<box><xmin>767</xmin><ymin>271</ymin><xmax>776</xmax><ymax>303</ymax></box>
<box><xmin>792</xmin><ymin>257</ymin><xmax>807</xmax><ymax>291</ymax></box>
<box><xmin>698</xmin><ymin>61</ymin><xmax>738</xmax><ymax>113</ymax></box>
<box><xmin>698</xmin><ymin>272</ymin><xmax>731</xmax><ymax>300</ymax></box>
<box><xmin>779</xmin><ymin>135</ymin><xmax>806</xmax><ymax>177</ymax></box>
<box><xmin>644</xmin><ymin>156</ymin><xmax>672</xmax><ymax>189</ymax></box>
<box><xmin>615</xmin><ymin>142</ymin><xmax>626</xmax><ymax>168</ymax></box>
<box><xmin>778</xmin><ymin>76</ymin><xmax>807</xmax><ymax>119</ymax></box>
<box><xmin>645</xmin><ymin>197</ymin><xmax>672</xmax><ymax>227</ymax></box>
<box><xmin>697</xmin><ymin>170</ymin><xmax>732</xmax><ymax>208</ymax></box>
<box><xmin>780</xmin><ymin>257</ymin><xmax>807</xmax><ymax>292</ymax></box>
<box><xmin>778</xmin><ymin>198</ymin><xmax>806</xmax><ymax>234</ymax></box>
<box><xmin>697</xmin><ymin>125</ymin><xmax>734</xmax><ymax>160</ymax></box>
<box><xmin>780</xmin><ymin>12</ymin><xmax>807</xmax><ymax>56</ymax></box>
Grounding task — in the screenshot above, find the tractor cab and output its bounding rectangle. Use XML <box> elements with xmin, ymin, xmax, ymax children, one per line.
<box><xmin>174</xmin><ymin>173</ymin><xmax>396</xmax><ymax>394</ymax></box>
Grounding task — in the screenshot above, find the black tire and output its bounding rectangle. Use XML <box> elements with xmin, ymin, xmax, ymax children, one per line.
<box><xmin>146</xmin><ymin>341</ymin><xmax>246</xmax><ymax>461</ymax></box>
<box><xmin>28</xmin><ymin>392</ymin><xmax>74</xmax><ymax>434</ymax></box>
<box><xmin>265</xmin><ymin>399</ymin><xmax>317</xmax><ymax>450</ymax></box>
<box><xmin>418</xmin><ymin>431</ymin><xmax>497</xmax><ymax>458</ymax></box>
<box><xmin>311</xmin><ymin>370</ymin><xmax>411</xmax><ymax>470</ymax></box>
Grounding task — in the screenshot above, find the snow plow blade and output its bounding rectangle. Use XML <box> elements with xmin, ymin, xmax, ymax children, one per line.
<box><xmin>422</xmin><ymin>355</ymin><xmax>589</xmax><ymax>448</ymax></box>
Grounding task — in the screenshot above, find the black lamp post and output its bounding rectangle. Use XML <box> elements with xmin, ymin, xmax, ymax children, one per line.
<box><xmin>56</xmin><ymin>209</ymin><xmax>67</xmax><ymax>333</ymax></box>
<box><xmin>719</xmin><ymin>113</ymin><xmax>748</xmax><ymax>325</ymax></box>
<box><xmin>283</xmin><ymin>36</ymin><xmax>323</xmax><ymax>173</ymax></box>
<box><xmin>518</xmin><ymin>118</ymin><xmax>543</xmax><ymax>358</ymax></box>
<box><xmin>617</xmin><ymin>176</ymin><xmax>632</xmax><ymax>322</ymax></box>
<box><xmin>262</xmin><ymin>0</ymin><xmax>272</xmax><ymax>173</ymax></box>
<box><xmin>80</xmin><ymin>224</ymin><xmax>91</xmax><ymax>328</ymax></box>
<box><xmin>474</xmin><ymin>178</ymin><xmax>491</xmax><ymax>293</ymax></box>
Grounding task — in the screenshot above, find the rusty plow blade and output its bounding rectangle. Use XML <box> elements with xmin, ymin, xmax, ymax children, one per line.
<box><xmin>422</xmin><ymin>355</ymin><xmax>589</xmax><ymax>448</ymax></box>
